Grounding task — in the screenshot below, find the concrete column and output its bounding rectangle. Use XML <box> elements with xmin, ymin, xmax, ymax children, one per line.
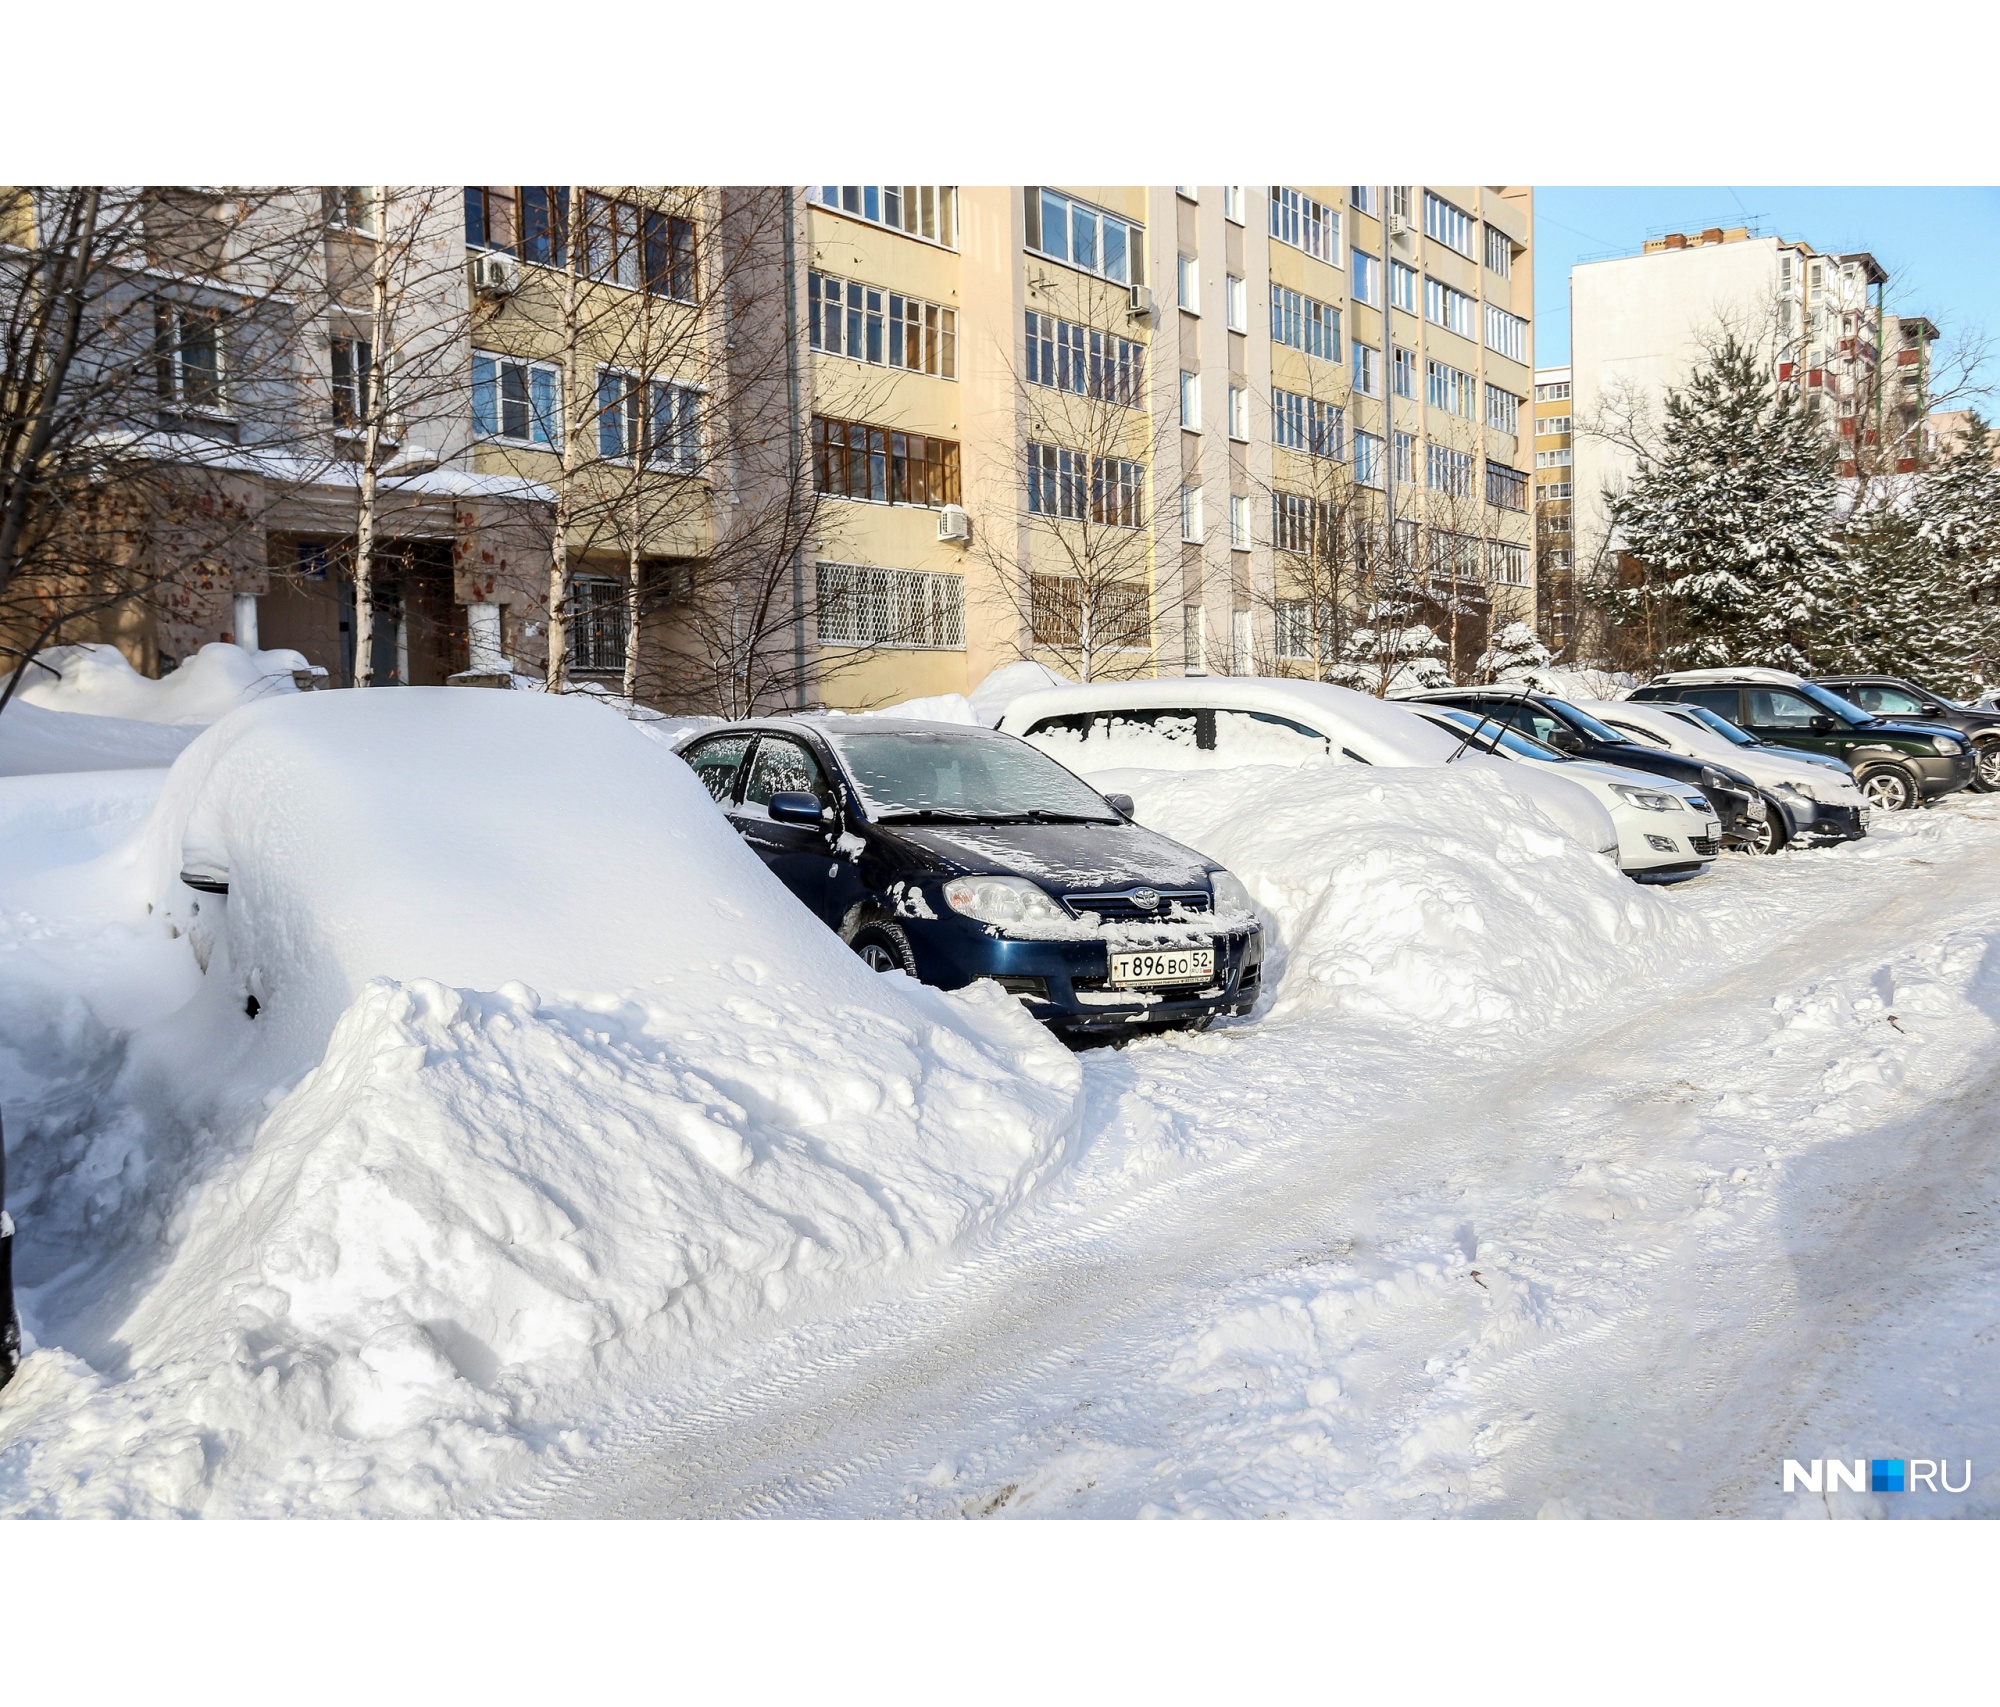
<box><xmin>468</xmin><ymin>602</ymin><xmax>503</xmax><ymax>672</ymax></box>
<box><xmin>232</xmin><ymin>593</ymin><xmax>259</xmax><ymax>651</ymax></box>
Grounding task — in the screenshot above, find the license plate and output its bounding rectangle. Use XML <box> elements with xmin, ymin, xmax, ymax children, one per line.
<box><xmin>1859</xmin><ymin>808</ymin><xmax>1871</xmax><ymax>828</ymax></box>
<box><xmin>1110</xmin><ymin>947</ymin><xmax>1214</xmax><ymax>987</ymax></box>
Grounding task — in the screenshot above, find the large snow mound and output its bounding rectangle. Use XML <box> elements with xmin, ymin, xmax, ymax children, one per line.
<box><xmin>1094</xmin><ymin>764</ymin><xmax>1710</xmax><ymax>1042</ymax></box>
<box><xmin>0</xmin><ymin>690</ymin><xmax>1081</xmax><ymax>1515</ymax></box>
<box><xmin>13</xmin><ymin>641</ymin><xmax>307</xmax><ymax>726</ymax></box>
<box><xmin>0</xmin><ymin>697</ymin><xmax>201</xmax><ymax>776</ymax></box>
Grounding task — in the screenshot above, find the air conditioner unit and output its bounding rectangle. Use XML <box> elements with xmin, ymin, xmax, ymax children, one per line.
<box><xmin>1386</xmin><ymin>214</ymin><xmax>1410</xmax><ymax>239</ymax></box>
<box><xmin>937</xmin><ymin>504</ymin><xmax>971</xmax><ymax>544</ymax></box>
<box><xmin>470</xmin><ymin>253</ymin><xmax>518</xmax><ymax>297</ymax></box>
<box><xmin>1128</xmin><ymin>285</ymin><xmax>1155</xmax><ymax>319</ymax></box>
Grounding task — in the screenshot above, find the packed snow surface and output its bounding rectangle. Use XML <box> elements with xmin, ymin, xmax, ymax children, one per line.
<box><xmin>0</xmin><ymin>699</ymin><xmax>200</xmax><ymax>776</ymax></box>
<box><xmin>13</xmin><ymin>641</ymin><xmax>307</xmax><ymax>725</ymax></box>
<box><xmin>0</xmin><ymin>690</ymin><xmax>1080</xmax><ymax>1515</ymax></box>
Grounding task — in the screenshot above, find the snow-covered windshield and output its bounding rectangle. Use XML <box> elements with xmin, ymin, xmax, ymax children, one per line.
<box><xmin>828</xmin><ymin>729</ymin><xmax>1121</xmax><ymax>823</ymax></box>
<box><xmin>1425</xmin><ymin>708</ymin><xmax>1567</xmax><ymax>763</ymax></box>
<box><xmin>1667</xmin><ymin>704</ymin><xmax>1759</xmax><ymax>746</ymax></box>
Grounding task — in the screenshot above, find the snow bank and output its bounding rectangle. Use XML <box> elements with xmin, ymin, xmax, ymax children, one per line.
<box><xmin>0</xmin><ymin>689</ymin><xmax>1081</xmax><ymax>1515</ymax></box>
<box><xmin>12</xmin><ymin>641</ymin><xmax>308</xmax><ymax>726</ymax></box>
<box><xmin>969</xmin><ymin>661</ymin><xmax>1073</xmax><ymax>726</ymax></box>
<box><xmin>1094</xmin><ymin>764</ymin><xmax>1709</xmax><ymax>1042</ymax></box>
<box><xmin>0</xmin><ymin>697</ymin><xmax>201</xmax><ymax>776</ymax></box>
<box><xmin>858</xmin><ymin>691</ymin><xmax>980</xmax><ymax>725</ymax></box>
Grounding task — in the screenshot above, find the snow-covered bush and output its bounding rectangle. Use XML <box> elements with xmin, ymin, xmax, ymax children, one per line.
<box><xmin>11</xmin><ymin>641</ymin><xmax>309</xmax><ymax>725</ymax></box>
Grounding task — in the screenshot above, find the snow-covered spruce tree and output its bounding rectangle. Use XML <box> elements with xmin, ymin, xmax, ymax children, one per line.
<box><xmin>1477</xmin><ymin>619</ymin><xmax>1552</xmax><ymax>683</ymax></box>
<box><xmin>1602</xmin><ymin>336</ymin><xmax>1842</xmax><ymax>671</ymax></box>
<box><xmin>1915</xmin><ymin>417</ymin><xmax>2000</xmax><ymax>692</ymax></box>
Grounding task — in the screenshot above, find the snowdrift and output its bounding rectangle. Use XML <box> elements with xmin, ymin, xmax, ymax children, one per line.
<box><xmin>0</xmin><ymin>690</ymin><xmax>1081</xmax><ymax>1515</ymax></box>
<box><xmin>0</xmin><ymin>697</ymin><xmax>202</xmax><ymax>776</ymax></box>
<box><xmin>1097</xmin><ymin>764</ymin><xmax>1710</xmax><ymax>1042</ymax></box>
<box><xmin>12</xmin><ymin>641</ymin><xmax>309</xmax><ymax>726</ymax></box>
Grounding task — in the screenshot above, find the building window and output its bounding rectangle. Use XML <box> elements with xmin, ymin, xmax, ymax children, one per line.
<box><xmin>1391</xmin><ymin>260</ymin><xmax>1417</xmax><ymax>312</ymax></box>
<box><xmin>1486</xmin><ymin>385</ymin><xmax>1521</xmax><ymax>435</ymax></box>
<box><xmin>1180</xmin><ymin>483</ymin><xmax>1204</xmax><ymax>543</ymax></box>
<box><xmin>596</xmin><ymin>369</ymin><xmax>700</xmax><ymax>469</ymax></box>
<box><xmin>154</xmin><ymin>303</ymin><xmax>226</xmax><ymax>414</ymax></box>
<box><xmin>1540</xmin><ymin>508</ymin><xmax>1573</xmax><ymax>532</ymax></box>
<box><xmin>813</xmin><ymin>414</ymin><xmax>961</xmax><ymax>507</ymax></box>
<box><xmin>1023</xmin><ymin>311</ymin><xmax>1144</xmax><ymax>407</ymax></box>
<box><xmin>1270</xmin><ymin>187</ymin><xmax>1340</xmax><ymax>263</ymax></box>
<box><xmin>567</xmin><ymin>577</ymin><xmax>629</xmax><ymax>674</ymax></box>
<box><xmin>1179</xmin><ymin>370</ymin><xmax>1202</xmax><ymax>430</ymax></box>
<box><xmin>1226</xmin><ymin>273</ymin><xmax>1247</xmax><ymax>332</ymax></box>
<box><xmin>1026</xmin><ymin>443</ymin><xmax>1144</xmax><ymax>526</ymax></box>
<box><xmin>1537</xmin><ymin>414</ymin><xmax>1572</xmax><ymax>437</ymax></box>
<box><xmin>1485</xmin><ymin>304</ymin><xmax>1529</xmax><ymax>363</ymax></box>
<box><xmin>1030</xmin><ymin>575</ymin><xmax>1150</xmax><ymax>649</ymax></box>
<box><xmin>1353</xmin><ymin>431</ymin><xmax>1382</xmax><ymax>489</ymax></box>
<box><xmin>1424</xmin><ymin>277</ymin><xmax>1476</xmax><ymax>338</ymax></box>
<box><xmin>1393</xmin><ymin>346</ymin><xmax>1417</xmax><ymax>399</ymax></box>
<box><xmin>1427</xmin><ymin>358</ymin><xmax>1476</xmax><ymax>419</ymax></box>
<box><xmin>1427</xmin><ymin>443</ymin><xmax>1474</xmax><ymax>497</ymax></box>
<box><xmin>1483</xmin><ymin>224</ymin><xmax>1513</xmax><ymax>277</ymax></box>
<box><xmin>1390</xmin><ymin>187</ymin><xmax>1413</xmax><ymax>221</ymax></box>
<box><xmin>1535</xmin><ymin>447</ymin><xmax>1573</xmax><ymax>468</ymax></box>
<box><xmin>1178</xmin><ymin>253</ymin><xmax>1200</xmax><ymax>312</ymax></box>
<box><xmin>1539</xmin><ymin>481</ymin><xmax>1574</xmax><ymax>501</ymax></box>
<box><xmin>1272</xmin><ymin>286</ymin><xmax>1341</xmax><ymax>359</ymax></box>
<box><xmin>1272</xmin><ymin>390</ymin><xmax>1344</xmax><ymax>459</ymax></box>
<box><xmin>1534</xmin><ymin>380</ymin><xmax>1571</xmax><ymax>402</ymax></box>
<box><xmin>1485</xmin><ymin>460</ymin><xmax>1527</xmax><ymax>511</ymax></box>
<box><xmin>1352</xmin><ymin>250</ymin><xmax>1380</xmax><ymax>307</ymax></box>
<box><xmin>812</xmin><ymin>272</ymin><xmax>958</xmax><ymax>377</ymax></box>
<box><xmin>809</xmin><ymin>185</ymin><xmax>958</xmax><ymax>249</ymax></box>
<box><xmin>582</xmin><ymin>192</ymin><xmax>696</xmax><ymax>298</ymax></box>
<box><xmin>1352</xmin><ymin>342</ymin><xmax>1380</xmax><ymax>396</ymax></box>
<box><xmin>816</xmin><ymin>562</ymin><xmax>966</xmax><ymax>649</ymax></box>
<box><xmin>1230</xmin><ymin>493</ymin><xmax>1250</xmax><ymax>550</ymax></box>
<box><xmin>1394</xmin><ymin>431</ymin><xmax>1415</xmax><ymax>484</ymax></box>
<box><xmin>1025</xmin><ymin>187</ymin><xmax>1141</xmax><ymax>284</ymax></box>
<box><xmin>1228</xmin><ymin>384</ymin><xmax>1249</xmax><ymax>441</ymax></box>
<box><xmin>466</xmin><ymin>187</ymin><xmax>567</xmax><ymax>264</ymax></box>
<box><xmin>323</xmin><ymin>187</ymin><xmax>377</xmax><ymax>234</ymax></box>
<box><xmin>472</xmin><ymin>350</ymin><xmax>560</xmax><ymax>447</ymax></box>
<box><xmin>1350</xmin><ymin>186</ymin><xmax>1378</xmax><ymax>216</ymax></box>
<box><xmin>1423</xmin><ymin>192</ymin><xmax>1475</xmax><ymax>258</ymax></box>
<box><xmin>1427</xmin><ymin>528</ymin><xmax>1482</xmax><ymax>579</ymax></box>
<box><xmin>1488</xmin><ymin>541</ymin><xmax>1529</xmax><ymax>585</ymax></box>
<box><xmin>1223</xmin><ymin>185</ymin><xmax>1245</xmax><ymax>224</ymax></box>
<box><xmin>1270</xmin><ymin>491</ymin><xmax>1341</xmax><ymax>556</ymax></box>
<box><xmin>330</xmin><ymin>336</ymin><xmax>371</xmax><ymax>429</ymax></box>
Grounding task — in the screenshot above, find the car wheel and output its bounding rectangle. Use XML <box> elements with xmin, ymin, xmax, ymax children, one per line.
<box><xmin>850</xmin><ymin>921</ymin><xmax>917</xmax><ymax>976</ymax></box>
<box><xmin>1973</xmin><ymin>741</ymin><xmax>2000</xmax><ymax>792</ymax></box>
<box><xmin>1748</xmin><ymin>803</ymin><xmax>1789</xmax><ymax>854</ymax></box>
<box><xmin>1858</xmin><ymin>766</ymin><xmax>1919</xmax><ymax>812</ymax></box>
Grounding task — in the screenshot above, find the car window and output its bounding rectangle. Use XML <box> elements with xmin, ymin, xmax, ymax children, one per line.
<box><xmin>1606</xmin><ymin>719</ymin><xmax>1672</xmax><ymax>748</ymax></box>
<box><xmin>1849</xmin><ymin>684</ymin><xmax>1925</xmax><ymax>715</ymax></box>
<box><xmin>1024</xmin><ymin>705</ymin><xmax>1330</xmax><ymax>767</ymax></box>
<box><xmin>1669</xmin><ymin>703</ymin><xmax>1757</xmax><ymax>745</ymax></box>
<box><xmin>1492</xmin><ymin>703</ymin><xmax>1565</xmax><ymax>745</ymax></box>
<box><xmin>1213</xmin><ymin>709</ymin><xmax>1331</xmax><ymax>761</ymax></box>
<box><xmin>742</xmin><ymin>736</ymin><xmax>831</xmax><ymax>813</ymax></box>
<box><xmin>683</xmin><ymin>734</ymin><xmax>752</xmax><ymax>803</ymax></box>
<box><xmin>1678</xmin><ymin>687</ymin><xmax>1744</xmax><ymax>721</ymax></box>
<box><xmin>1747</xmin><ymin>689</ymin><xmax>1824</xmax><ymax>729</ymax></box>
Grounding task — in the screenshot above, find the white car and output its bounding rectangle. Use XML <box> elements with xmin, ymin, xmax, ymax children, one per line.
<box><xmin>1576</xmin><ymin>698</ymin><xmax>1870</xmax><ymax>852</ymax></box>
<box><xmin>1411</xmin><ymin>706</ymin><xmax>1721</xmax><ymax>881</ymax></box>
<box><xmin>995</xmin><ymin>676</ymin><xmax>1621</xmax><ymax>866</ymax></box>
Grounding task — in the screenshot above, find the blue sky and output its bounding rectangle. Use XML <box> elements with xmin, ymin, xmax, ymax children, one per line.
<box><xmin>1534</xmin><ymin>188</ymin><xmax>2000</xmax><ymax>369</ymax></box>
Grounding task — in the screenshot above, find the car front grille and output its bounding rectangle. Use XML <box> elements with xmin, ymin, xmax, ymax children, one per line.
<box><xmin>1063</xmin><ymin>887</ymin><xmax>1211</xmax><ymax>922</ymax></box>
<box><xmin>1690</xmin><ymin>836</ymin><xmax>1718</xmax><ymax>856</ymax></box>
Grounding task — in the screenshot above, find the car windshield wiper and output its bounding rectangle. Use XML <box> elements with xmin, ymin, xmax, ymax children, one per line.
<box><xmin>873</xmin><ymin>808</ymin><xmax>994</xmax><ymax>824</ymax></box>
<box><xmin>878</xmin><ymin>808</ymin><xmax>1116</xmax><ymax>825</ymax></box>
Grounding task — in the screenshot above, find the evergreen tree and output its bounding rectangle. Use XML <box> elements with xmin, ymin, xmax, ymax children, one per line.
<box><xmin>1602</xmin><ymin>336</ymin><xmax>1842</xmax><ymax>671</ymax></box>
<box><xmin>1478</xmin><ymin>619</ymin><xmax>1552</xmax><ymax>682</ymax></box>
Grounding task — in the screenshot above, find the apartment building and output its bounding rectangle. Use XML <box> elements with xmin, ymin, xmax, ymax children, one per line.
<box><xmin>1570</xmin><ymin>226</ymin><xmax>1937</xmax><ymax>575</ymax></box>
<box><xmin>1531</xmin><ymin>366</ymin><xmax>1575</xmax><ymax>653</ymax></box>
<box><xmin>801</xmin><ymin>185</ymin><xmax>1538</xmax><ymax>707</ymax></box>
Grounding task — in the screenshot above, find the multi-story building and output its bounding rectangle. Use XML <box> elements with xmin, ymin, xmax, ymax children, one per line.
<box><xmin>1570</xmin><ymin>225</ymin><xmax>1936</xmax><ymax>579</ymax></box>
<box><xmin>1530</xmin><ymin>366</ymin><xmax>1575</xmax><ymax>653</ymax></box>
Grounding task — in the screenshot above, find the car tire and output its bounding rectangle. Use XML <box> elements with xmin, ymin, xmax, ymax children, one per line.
<box><xmin>1858</xmin><ymin>766</ymin><xmax>1919</xmax><ymax>813</ymax></box>
<box><xmin>850</xmin><ymin>921</ymin><xmax>917</xmax><ymax>976</ymax></box>
<box><xmin>1972</xmin><ymin>740</ymin><xmax>2000</xmax><ymax>793</ymax></box>
<box><xmin>1747</xmin><ymin>802</ymin><xmax>1789</xmax><ymax>854</ymax></box>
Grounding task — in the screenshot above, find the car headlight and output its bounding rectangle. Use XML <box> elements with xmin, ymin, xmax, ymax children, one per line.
<box><xmin>1933</xmin><ymin>734</ymin><xmax>1964</xmax><ymax>756</ymax></box>
<box><xmin>1611</xmin><ymin>785</ymin><xmax>1683</xmax><ymax>811</ymax></box>
<box><xmin>1209</xmin><ymin>868</ymin><xmax>1255</xmax><ymax>917</ymax></box>
<box><xmin>943</xmin><ymin>875</ymin><xmax>1070</xmax><ymax>928</ymax></box>
<box><xmin>1699</xmin><ymin>767</ymin><xmax>1732</xmax><ymax>794</ymax></box>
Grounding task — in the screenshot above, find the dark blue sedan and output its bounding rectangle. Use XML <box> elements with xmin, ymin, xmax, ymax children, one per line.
<box><xmin>676</xmin><ymin>717</ymin><xmax>1264</xmax><ymax>1040</ymax></box>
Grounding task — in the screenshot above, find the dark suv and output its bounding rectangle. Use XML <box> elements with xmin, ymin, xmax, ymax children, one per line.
<box><xmin>1403</xmin><ymin>686</ymin><xmax>1769</xmax><ymax>849</ymax></box>
<box><xmin>1812</xmin><ymin>674</ymin><xmax>2000</xmax><ymax>793</ymax></box>
<box><xmin>676</xmin><ymin>717</ymin><xmax>1263</xmax><ymax>1041</ymax></box>
<box><xmin>1629</xmin><ymin>670</ymin><xmax>1977</xmax><ymax>812</ymax></box>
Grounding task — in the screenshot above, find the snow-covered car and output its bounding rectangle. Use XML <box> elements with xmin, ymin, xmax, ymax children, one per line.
<box><xmin>994</xmin><ymin>676</ymin><xmax>1621</xmax><ymax>866</ymax></box>
<box><xmin>1413</xmin><ymin>707</ymin><xmax>1722</xmax><ymax>881</ymax></box>
<box><xmin>677</xmin><ymin>717</ymin><xmax>1264</xmax><ymax>1040</ymax></box>
<box><xmin>1579</xmin><ymin>698</ymin><xmax>1869</xmax><ymax>853</ymax></box>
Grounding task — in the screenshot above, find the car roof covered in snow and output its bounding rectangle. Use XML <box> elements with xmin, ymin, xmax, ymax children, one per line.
<box><xmin>1651</xmin><ymin>666</ymin><xmax>1806</xmax><ymax>686</ymax></box>
<box><xmin>994</xmin><ymin>676</ymin><xmax>1464</xmax><ymax>767</ymax></box>
<box><xmin>678</xmin><ymin>716</ymin><xmax>1025</xmax><ymax>749</ymax></box>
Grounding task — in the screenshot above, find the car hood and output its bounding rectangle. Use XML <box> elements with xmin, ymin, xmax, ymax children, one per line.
<box><xmin>879</xmin><ymin>818</ymin><xmax>1215</xmax><ymax>890</ymax></box>
<box><xmin>1562</xmin><ymin>757</ymin><xmax>1711</xmax><ymax>800</ymax></box>
<box><xmin>1849</xmin><ymin>719</ymin><xmax>1963</xmax><ymax>746</ymax></box>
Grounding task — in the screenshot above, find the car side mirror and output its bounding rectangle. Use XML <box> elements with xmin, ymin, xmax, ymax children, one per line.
<box><xmin>1103</xmin><ymin>793</ymin><xmax>1135</xmax><ymax>819</ymax></box>
<box><xmin>1808</xmin><ymin>716</ymin><xmax>1836</xmax><ymax>735</ymax></box>
<box><xmin>768</xmin><ymin>791</ymin><xmax>829</xmax><ymax>827</ymax></box>
<box><xmin>1546</xmin><ymin>727</ymin><xmax>1584</xmax><ymax>753</ymax></box>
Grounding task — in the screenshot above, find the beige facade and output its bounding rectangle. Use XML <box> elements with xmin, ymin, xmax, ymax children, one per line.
<box><xmin>1530</xmin><ymin>365</ymin><xmax>1575</xmax><ymax>653</ymax></box>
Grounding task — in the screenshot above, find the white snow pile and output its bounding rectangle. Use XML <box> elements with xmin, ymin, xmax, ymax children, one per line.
<box><xmin>0</xmin><ymin>698</ymin><xmax>201</xmax><ymax>776</ymax></box>
<box><xmin>969</xmin><ymin>661</ymin><xmax>1073</xmax><ymax>726</ymax></box>
<box><xmin>0</xmin><ymin>689</ymin><xmax>1080</xmax><ymax>1516</ymax></box>
<box><xmin>12</xmin><ymin>641</ymin><xmax>309</xmax><ymax>725</ymax></box>
<box><xmin>1094</xmin><ymin>763</ymin><xmax>1711</xmax><ymax>1042</ymax></box>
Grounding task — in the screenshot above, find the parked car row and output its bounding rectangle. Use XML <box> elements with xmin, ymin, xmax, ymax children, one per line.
<box><xmin>675</xmin><ymin>662</ymin><xmax>1982</xmax><ymax>1047</ymax></box>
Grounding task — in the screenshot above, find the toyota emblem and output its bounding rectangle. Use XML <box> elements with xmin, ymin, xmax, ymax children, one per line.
<box><xmin>1129</xmin><ymin>888</ymin><xmax>1160</xmax><ymax>911</ymax></box>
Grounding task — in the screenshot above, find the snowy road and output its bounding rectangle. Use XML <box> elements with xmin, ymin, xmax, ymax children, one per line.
<box><xmin>507</xmin><ymin>799</ymin><xmax>2000</xmax><ymax>1519</ymax></box>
